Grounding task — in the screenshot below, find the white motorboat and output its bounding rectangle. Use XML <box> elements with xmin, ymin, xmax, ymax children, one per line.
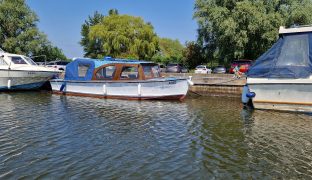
<box><xmin>50</xmin><ymin>58</ymin><xmax>192</xmax><ymax>100</ymax></box>
<box><xmin>242</xmin><ymin>25</ymin><xmax>312</xmax><ymax>112</ymax></box>
<box><xmin>0</xmin><ymin>49</ymin><xmax>60</xmax><ymax>90</ymax></box>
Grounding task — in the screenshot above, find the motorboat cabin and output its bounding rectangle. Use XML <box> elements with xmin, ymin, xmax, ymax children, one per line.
<box><xmin>242</xmin><ymin>25</ymin><xmax>312</xmax><ymax>112</ymax></box>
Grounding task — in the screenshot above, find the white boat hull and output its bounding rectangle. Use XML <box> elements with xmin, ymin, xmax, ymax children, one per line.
<box><xmin>246</xmin><ymin>78</ymin><xmax>312</xmax><ymax>112</ymax></box>
<box><xmin>0</xmin><ymin>69</ymin><xmax>58</xmax><ymax>90</ymax></box>
<box><xmin>50</xmin><ymin>78</ymin><xmax>189</xmax><ymax>100</ymax></box>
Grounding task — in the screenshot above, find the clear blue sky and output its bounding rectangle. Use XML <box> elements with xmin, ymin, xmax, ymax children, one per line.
<box><xmin>26</xmin><ymin>0</ymin><xmax>198</xmax><ymax>58</ymax></box>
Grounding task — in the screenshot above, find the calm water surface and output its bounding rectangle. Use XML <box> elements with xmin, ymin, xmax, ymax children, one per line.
<box><xmin>0</xmin><ymin>92</ymin><xmax>312</xmax><ymax>179</ymax></box>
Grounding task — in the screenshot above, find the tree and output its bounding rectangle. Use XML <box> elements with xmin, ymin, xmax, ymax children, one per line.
<box><xmin>108</xmin><ymin>9</ymin><xmax>118</xmax><ymax>16</ymax></box>
<box><xmin>152</xmin><ymin>38</ymin><xmax>184</xmax><ymax>64</ymax></box>
<box><xmin>80</xmin><ymin>11</ymin><xmax>104</xmax><ymax>58</ymax></box>
<box><xmin>87</xmin><ymin>11</ymin><xmax>159</xmax><ymax>60</ymax></box>
<box><xmin>37</xmin><ymin>45</ymin><xmax>67</xmax><ymax>61</ymax></box>
<box><xmin>182</xmin><ymin>41</ymin><xmax>205</xmax><ymax>69</ymax></box>
<box><xmin>194</xmin><ymin>0</ymin><xmax>312</xmax><ymax>65</ymax></box>
<box><xmin>0</xmin><ymin>0</ymin><xmax>66</xmax><ymax>60</ymax></box>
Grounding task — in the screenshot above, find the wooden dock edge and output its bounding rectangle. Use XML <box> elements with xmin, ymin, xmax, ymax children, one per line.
<box><xmin>189</xmin><ymin>84</ymin><xmax>243</xmax><ymax>97</ymax></box>
<box><xmin>163</xmin><ymin>73</ymin><xmax>245</xmax><ymax>97</ymax></box>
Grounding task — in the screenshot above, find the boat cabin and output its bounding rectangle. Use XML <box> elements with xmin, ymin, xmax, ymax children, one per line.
<box><xmin>65</xmin><ymin>58</ymin><xmax>161</xmax><ymax>81</ymax></box>
<box><xmin>0</xmin><ymin>51</ymin><xmax>38</xmax><ymax>66</ymax></box>
<box><xmin>0</xmin><ymin>51</ymin><xmax>37</xmax><ymax>66</ymax></box>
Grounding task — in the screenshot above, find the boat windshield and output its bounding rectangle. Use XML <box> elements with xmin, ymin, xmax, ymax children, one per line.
<box><xmin>24</xmin><ymin>56</ymin><xmax>38</xmax><ymax>65</ymax></box>
<box><xmin>143</xmin><ymin>64</ymin><xmax>160</xmax><ymax>78</ymax></box>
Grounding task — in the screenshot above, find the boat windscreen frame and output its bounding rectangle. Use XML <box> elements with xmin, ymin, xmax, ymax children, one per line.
<box><xmin>141</xmin><ymin>63</ymin><xmax>161</xmax><ymax>79</ymax></box>
<box><xmin>0</xmin><ymin>55</ymin><xmax>8</xmax><ymax>65</ymax></box>
<box><xmin>92</xmin><ymin>63</ymin><xmax>143</xmax><ymax>81</ymax></box>
<box><xmin>24</xmin><ymin>56</ymin><xmax>38</xmax><ymax>66</ymax></box>
<box><xmin>92</xmin><ymin>63</ymin><xmax>162</xmax><ymax>81</ymax></box>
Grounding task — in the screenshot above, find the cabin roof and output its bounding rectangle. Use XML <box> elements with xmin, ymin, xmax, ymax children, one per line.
<box><xmin>65</xmin><ymin>58</ymin><xmax>157</xmax><ymax>81</ymax></box>
<box><xmin>75</xmin><ymin>58</ymin><xmax>154</xmax><ymax>68</ymax></box>
<box><xmin>0</xmin><ymin>52</ymin><xmax>25</xmax><ymax>57</ymax></box>
<box><xmin>279</xmin><ymin>25</ymin><xmax>312</xmax><ymax>34</ymax></box>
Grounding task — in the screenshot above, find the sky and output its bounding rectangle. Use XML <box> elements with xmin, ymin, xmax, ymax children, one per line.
<box><xmin>26</xmin><ymin>0</ymin><xmax>198</xmax><ymax>59</ymax></box>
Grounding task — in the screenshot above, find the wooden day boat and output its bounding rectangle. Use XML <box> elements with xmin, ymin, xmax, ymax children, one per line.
<box><xmin>50</xmin><ymin>58</ymin><xmax>192</xmax><ymax>100</ymax></box>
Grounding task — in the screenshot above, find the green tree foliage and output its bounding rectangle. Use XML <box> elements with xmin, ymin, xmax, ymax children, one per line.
<box><xmin>87</xmin><ymin>11</ymin><xmax>159</xmax><ymax>60</ymax></box>
<box><xmin>108</xmin><ymin>9</ymin><xmax>119</xmax><ymax>16</ymax></box>
<box><xmin>80</xmin><ymin>11</ymin><xmax>105</xmax><ymax>58</ymax></box>
<box><xmin>152</xmin><ymin>38</ymin><xmax>184</xmax><ymax>64</ymax></box>
<box><xmin>0</xmin><ymin>0</ymin><xmax>66</xmax><ymax>61</ymax></box>
<box><xmin>194</xmin><ymin>0</ymin><xmax>312</xmax><ymax>65</ymax></box>
<box><xmin>182</xmin><ymin>41</ymin><xmax>205</xmax><ymax>69</ymax></box>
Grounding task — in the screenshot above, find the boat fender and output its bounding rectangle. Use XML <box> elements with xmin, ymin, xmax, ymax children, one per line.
<box><xmin>138</xmin><ymin>83</ymin><xmax>141</xmax><ymax>96</ymax></box>
<box><xmin>242</xmin><ymin>85</ymin><xmax>250</xmax><ymax>104</ymax></box>
<box><xmin>60</xmin><ymin>82</ymin><xmax>66</xmax><ymax>92</ymax></box>
<box><xmin>7</xmin><ymin>79</ymin><xmax>11</xmax><ymax>89</ymax></box>
<box><xmin>187</xmin><ymin>76</ymin><xmax>194</xmax><ymax>86</ymax></box>
<box><xmin>103</xmin><ymin>84</ymin><xmax>107</xmax><ymax>95</ymax></box>
<box><xmin>246</xmin><ymin>92</ymin><xmax>256</xmax><ymax>98</ymax></box>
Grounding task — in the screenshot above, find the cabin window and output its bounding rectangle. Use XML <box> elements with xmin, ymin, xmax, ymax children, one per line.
<box><xmin>10</xmin><ymin>56</ymin><xmax>27</xmax><ymax>64</ymax></box>
<box><xmin>120</xmin><ymin>66</ymin><xmax>138</xmax><ymax>79</ymax></box>
<box><xmin>143</xmin><ymin>65</ymin><xmax>160</xmax><ymax>78</ymax></box>
<box><xmin>78</xmin><ymin>64</ymin><xmax>90</xmax><ymax>77</ymax></box>
<box><xmin>95</xmin><ymin>65</ymin><xmax>116</xmax><ymax>80</ymax></box>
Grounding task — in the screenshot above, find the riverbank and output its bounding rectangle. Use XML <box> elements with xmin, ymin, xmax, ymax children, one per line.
<box><xmin>164</xmin><ymin>73</ymin><xmax>246</xmax><ymax>97</ymax></box>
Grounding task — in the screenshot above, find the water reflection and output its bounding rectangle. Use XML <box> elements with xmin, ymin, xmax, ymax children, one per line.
<box><xmin>0</xmin><ymin>93</ymin><xmax>311</xmax><ymax>178</ymax></box>
<box><xmin>241</xmin><ymin>109</ymin><xmax>312</xmax><ymax>178</ymax></box>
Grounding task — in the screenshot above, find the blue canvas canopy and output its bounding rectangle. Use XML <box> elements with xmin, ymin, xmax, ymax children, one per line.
<box><xmin>64</xmin><ymin>59</ymin><xmax>107</xmax><ymax>80</ymax></box>
<box><xmin>248</xmin><ymin>32</ymin><xmax>312</xmax><ymax>78</ymax></box>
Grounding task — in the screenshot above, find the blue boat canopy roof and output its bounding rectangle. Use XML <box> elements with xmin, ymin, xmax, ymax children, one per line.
<box><xmin>64</xmin><ymin>58</ymin><xmax>153</xmax><ymax>81</ymax></box>
<box><xmin>248</xmin><ymin>27</ymin><xmax>312</xmax><ymax>78</ymax></box>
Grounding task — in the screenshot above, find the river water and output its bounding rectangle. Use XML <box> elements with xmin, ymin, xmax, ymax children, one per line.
<box><xmin>0</xmin><ymin>92</ymin><xmax>312</xmax><ymax>179</ymax></box>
